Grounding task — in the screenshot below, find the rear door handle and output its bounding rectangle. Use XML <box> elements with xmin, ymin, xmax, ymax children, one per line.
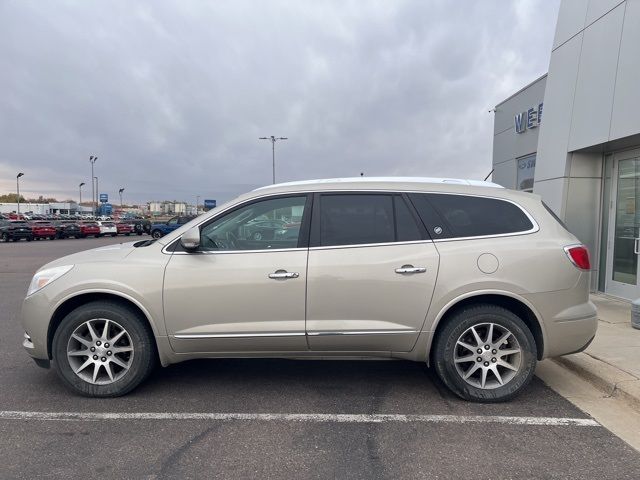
<box><xmin>268</xmin><ymin>270</ymin><xmax>299</xmax><ymax>279</ymax></box>
<box><xmin>395</xmin><ymin>265</ymin><xmax>427</xmax><ymax>274</ymax></box>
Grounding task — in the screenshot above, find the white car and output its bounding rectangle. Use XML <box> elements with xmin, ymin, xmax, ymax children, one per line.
<box><xmin>96</xmin><ymin>221</ymin><xmax>117</xmax><ymax>237</ymax></box>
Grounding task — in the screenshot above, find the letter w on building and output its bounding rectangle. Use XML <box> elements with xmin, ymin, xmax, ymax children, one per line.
<box><xmin>514</xmin><ymin>112</ymin><xmax>526</xmax><ymax>133</ymax></box>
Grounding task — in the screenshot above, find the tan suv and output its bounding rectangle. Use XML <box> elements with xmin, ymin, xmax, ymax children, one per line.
<box><xmin>21</xmin><ymin>177</ymin><xmax>597</xmax><ymax>401</ymax></box>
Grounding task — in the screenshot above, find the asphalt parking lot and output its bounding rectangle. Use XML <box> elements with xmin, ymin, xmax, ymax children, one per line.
<box><xmin>1</xmin><ymin>237</ymin><xmax>640</xmax><ymax>479</ymax></box>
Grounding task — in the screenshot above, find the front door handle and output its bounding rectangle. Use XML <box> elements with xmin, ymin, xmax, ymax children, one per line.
<box><xmin>268</xmin><ymin>270</ymin><xmax>299</xmax><ymax>279</ymax></box>
<box><xmin>395</xmin><ymin>265</ymin><xmax>427</xmax><ymax>274</ymax></box>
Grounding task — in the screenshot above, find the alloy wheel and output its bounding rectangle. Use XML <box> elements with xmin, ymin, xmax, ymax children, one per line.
<box><xmin>453</xmin><ymin>322</ymin><xmax>522</xmax><ymax>389</ymax></box>
<box><xmin>66</xmin><ymin>318</ymin><xmax>134</xmax><ymax>385</ymax></box>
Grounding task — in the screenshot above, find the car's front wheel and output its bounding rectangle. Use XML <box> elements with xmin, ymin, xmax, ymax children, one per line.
<box><xmin>52</xmin><ymin>301</ymin><xmax>156</xmax><ymax>397</ymax></box>
<box><xmin>432</xmin><ymin>304</ymin><xmax>536</xmax><ymax>402</ymax></box>
<box><xmin>151</xmin><ymin>230</ymin><xmax>163</xmax><ymax>239</ymax></box>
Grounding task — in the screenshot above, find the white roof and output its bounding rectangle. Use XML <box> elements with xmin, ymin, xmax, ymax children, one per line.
<box><xmin>253</xmin><ymin>176</ymin><xmax>503</xmax><ymax>191</ymax></box>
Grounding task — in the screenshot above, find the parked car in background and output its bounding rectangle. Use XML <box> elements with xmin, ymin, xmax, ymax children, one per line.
<box><xmin>243</xmin><ymin>219</ymin><xmax>287</xmax><ymax>241</ymax></box>
<box><xmin>0</xmin><ymin>220</ymin><xmax>33</xmax><ymax>242</ymax></box>
<box><xmin>78</xmin><ymin>222</ymin><xmax>101</xmax><ymax>238</ymax></box>
<box><xmin>30</xmin><ymin>221</ymin><xmax>57</xmax><ymax>240</ymax></box>
<box><xmin>97</xmin><ymin>221</ymin><xmax>118</xmax><ymax>237</ymax></box>
<box><xmin>128</xmin><ymin>218</ymin><xmax>151</xmax><ymax>235</ymax></box>
<box><xmin>116</xmin><ymin>222</ymin><xmax>134</xmax><ymax>236</ymax></box>
<box><xmin>274</xmin><ymin>222</ymin><xmax>301</xmax><ymax>241</ymax></box>
<box><xmin>150</xmin><ymin>216</ymin><xmax>195</xmax><ymax>239</ymax></box>
<box><xmin>19</xmin><ymin>177</ymin><xmax>597</xmax><ymax>400</ymax></box>
<box><xmin>53</xmin><ymin>221</ymin><xmax>81</xmax><ymax>239</ymax></box>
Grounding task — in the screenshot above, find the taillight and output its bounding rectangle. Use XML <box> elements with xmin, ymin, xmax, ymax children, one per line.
<box><xmin>564</xmin><ymin>245</ymin><xmax>591</xmax><ymax>270</ymax></box>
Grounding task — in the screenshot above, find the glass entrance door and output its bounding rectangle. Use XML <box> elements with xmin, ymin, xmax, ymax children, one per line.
<box><xmin>605</xmin><ymin>153</ymin><xmax>640</xmax><ymax>299</ymax></box>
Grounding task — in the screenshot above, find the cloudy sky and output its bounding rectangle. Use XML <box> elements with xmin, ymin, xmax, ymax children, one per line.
<box><xmin>0</xmin><ymin>0</ymin><xmax>559</xmax><ymax>205</ymax></box>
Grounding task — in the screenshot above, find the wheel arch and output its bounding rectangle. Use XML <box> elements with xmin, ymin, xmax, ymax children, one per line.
<box><xmin>427</xmin><ymin>292</ymin><xmax>546</xmax><ymax>365</ymax></box>
<box><xmin>47</xmin><ymin>291</ymin><xmax>160</xmax><ymax>361</ymax></box>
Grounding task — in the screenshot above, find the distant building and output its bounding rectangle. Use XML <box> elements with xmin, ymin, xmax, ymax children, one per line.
<box><xmin>147</xmin><ymin>201</ymin><xmax>189</xmax><ymax>216</ymax></box>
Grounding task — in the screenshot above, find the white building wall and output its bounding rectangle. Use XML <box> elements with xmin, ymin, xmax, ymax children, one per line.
<box><xmin>534</xmin><ymin>0</ymin><xmax>639</xmax><ymax>289</ymax></box>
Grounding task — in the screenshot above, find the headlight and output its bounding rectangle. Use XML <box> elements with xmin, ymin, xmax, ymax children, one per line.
<box><xmin>27</xmin><ymin>265</ymin><xmax>74</xmax><ymax>296</ymax></box>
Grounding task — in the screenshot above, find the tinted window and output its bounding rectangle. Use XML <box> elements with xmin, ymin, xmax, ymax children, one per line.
<box><xmin>409</xmin><ymin>193</ymin><xmax>533</xmax><ymax>238</ymax></box>
<box><xmin>200</xmin><ymin>196</ymin><xmax>307</xmax><ymax>251</ymax></box>
<box><xmin>394</xmin><ymin>196</ymin><xmax>422</xmax><ymax>242</ymax></box>
<box><xmin>319</xmin><ymin>195</ymin><xmax>394</xmax><ymax>246</ymax></box>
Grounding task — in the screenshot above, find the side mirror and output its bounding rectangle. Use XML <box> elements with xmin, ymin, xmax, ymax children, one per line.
<box><xmin>180</xmin><ymin>226</ymin><xmax>200</xmax><ymax>251</ymax></box>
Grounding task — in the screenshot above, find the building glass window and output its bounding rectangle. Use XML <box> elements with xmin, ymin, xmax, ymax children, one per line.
<box><xmin>517</xmin><ymin>154</ymin><xmax>536</xmax><ymax>192</ymax></box>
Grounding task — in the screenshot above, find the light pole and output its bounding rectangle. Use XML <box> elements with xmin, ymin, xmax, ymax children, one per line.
<box><xmin>196</xmin><ymin>195</ymin><xmax>200</xmax><ymax>215</ymax></box>
<box><xmin>79</xmin><ymin>182</ymin><xmax>85</xmax><ymax>205</ymax></box>
<box><xmin>16</xmin><ymin>172</ymin><xmax>24</xmax><ymax>216</ymax></box>
<box><xmin>89</xmin><ymin>155</ymin><xmax>98</xmax><ymax>216</ymax></box>
<box><xmin>94</xmin><ymin>176</ymin><xmax>99</xmax><ymax>216</ymax></box>
<box><xmin>119</xmin><ymin>188</ymin><xmax>125</xmax><ymax>209</ymax></box>
<box><xmin>259</xmin><ymin>136</ymin><xmax>287</xmax><ymax>184</ymax></box>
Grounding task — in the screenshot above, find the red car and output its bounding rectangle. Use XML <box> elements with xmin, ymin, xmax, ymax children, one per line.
<box><xmin>30</xmin><ymin>221</ymin><xmax>57</xmax><ymax>240</ymax></box>
<box><xmin>116</xmin><ymin>223</ymin><xmax>134</xmax><ymax>235</ymax></box>
<box><xmin>78</xmin><ymin>222</ymin><xmax>101</xmax><ymax>238</ymax></box>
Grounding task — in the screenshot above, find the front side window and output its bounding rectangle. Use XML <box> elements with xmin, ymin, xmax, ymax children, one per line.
<box><xmin>199</xmin><ymin>196</ymin><xmax>307</xmax><ymax>251</ymax></box>
<box><xmin>167</xmin><ymin>218</ymin><xmax>178</xmax><ymax>225</ymax></box>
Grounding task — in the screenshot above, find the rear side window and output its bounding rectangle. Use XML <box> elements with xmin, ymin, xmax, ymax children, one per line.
<box><xmin>394</xmin><ymin>196</ymin><xmax>422</xmax><ymax>242</ymax></box>
<box><xmin>316</xmin><ymin>194</ymin><xmax>424</xmax><ymax>247</ymax></box>
<box><xmin>319</xmin><ymin>194</ymin><xmax>395</xmax><ymax>246</ymax></box>
<box><xmin>408</xmin><ymin>193</ymin><xmax>534</xmax><ymax>239</ymax></box>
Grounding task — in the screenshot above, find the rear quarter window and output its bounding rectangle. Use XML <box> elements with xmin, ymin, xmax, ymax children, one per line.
<box><xmin>408</xmin><ymin>193</ymin><xmax>534</xmax><ymax>239</ymax></box>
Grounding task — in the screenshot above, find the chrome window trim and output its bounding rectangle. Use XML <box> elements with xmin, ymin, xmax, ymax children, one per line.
<box><xmin>163</xmin><ymin>188</ymin><xmax>539</xmax><ymax>254</ymax></box>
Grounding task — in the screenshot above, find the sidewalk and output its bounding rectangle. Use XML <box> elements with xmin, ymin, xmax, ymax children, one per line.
<box><xmin>552</xmin><ymin>294</ymin><xmax>640</xmax><ymax>411</ymax></box>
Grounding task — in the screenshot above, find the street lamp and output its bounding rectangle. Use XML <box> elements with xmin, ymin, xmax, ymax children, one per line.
<box><xmin>79</xmin><ymin>182</ymin><xmax>85</xmax><ymax>205</ymax></box>
<box><xmin>89</xmin><ymin>155</ymin><xmax>98</xmax><ymax>215</ymax></box>
<box><xmin>259</xmin><ymin>136</ymin><xmax>287</xmax><ymax>184</ymax></box>
<box><xmin>119</xmin><ymin>188</ymin><xmax>125</xmax><ymax>209</ymax></box>
<box><xmin>94</xmin><ymin>176</ymin><xmax>99</xmax><ymax>216</ymax></box>
<box><xmin>16</xmin><ymin>172</ymin><xmax>24</xmax><ymax>216</ymax></box>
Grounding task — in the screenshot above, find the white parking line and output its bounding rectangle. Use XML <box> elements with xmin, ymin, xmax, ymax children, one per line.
<box><xmin>0</xmin><ymin>411</ymin><xmax>599</xmax><ymax>426</ymax></box>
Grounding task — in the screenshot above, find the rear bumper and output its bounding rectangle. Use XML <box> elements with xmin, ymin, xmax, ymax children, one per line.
<box><xmin>541</xmin><ymin>302</ymin><xmax>599</xmax><ymax>359</ymax></box>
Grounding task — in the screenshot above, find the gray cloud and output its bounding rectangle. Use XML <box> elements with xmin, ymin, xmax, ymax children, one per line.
<box><xmin>0</xmin><ymin>0</ymin><xmax>559</xmax><ymax>204</ymax></box>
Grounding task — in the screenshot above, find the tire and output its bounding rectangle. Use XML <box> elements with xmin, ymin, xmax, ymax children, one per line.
<box><xmin>0</xmin><ymin>233</ymin><xmax>8</xmax><ymax>242</ymax></box>
<box><xmin>432</xmin><ymin>304</ymin><xmax>536</xmax><ymax>403</ymax></box>
<box><xmin>111</xmin><ymin>233</ymin><xmax>117</xmax><ymax>237</ymax></box>
<box><xmin>252</xmin><ymin>232</ymin><xmax>263</xmax><ymax>241</ymax></box>
<box><xmin>151</xmin><ymin>230</ymin><xmax>163</xmax><ymax>239</ymax></box>
<box><xmin>52</xmin><ymin>301</ymin><xmax>156</xmax><ymax>397</ymax></box>
<box><xmin>26</xmin><ymin>236</ymin><xmax>32</xmax><ymax>242</ymax></box>
<box><xmin>125</xmin><ymin>233</ymin><xmax>130</xmax><ymax>236</ymax></box>
<box><xmin>49</xmin><ymin>236</ymin><xmax>55</xmax><ymax>240</ymax></box>
<box><xmin>95</xmin><ymin>235</ymin><xmax>100</xmax><ymax>238</ymax></box>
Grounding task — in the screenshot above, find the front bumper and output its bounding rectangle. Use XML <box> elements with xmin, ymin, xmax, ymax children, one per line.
<box><xmin>20</xmin><ymin>291</ymin><xmax>52</xmax><ymax>364</ymax></box>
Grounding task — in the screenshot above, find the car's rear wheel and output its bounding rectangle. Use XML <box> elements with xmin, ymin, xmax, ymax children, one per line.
<box><xmin>0</xmin><ymin>233</ymin><xmax>8</xmax><ymax>242</ymax></box>
<box><xmin>432</xmin><ymin>304</ymin><xmax>536</xmax><ymax>402</ymax></box>
<box><xmin>52</xmin><ymin>301</ymin><xmax>156</xmax><ymax>397</ymax></box>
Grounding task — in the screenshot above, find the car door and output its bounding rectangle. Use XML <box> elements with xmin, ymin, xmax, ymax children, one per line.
<box><xmin>306</xmin><ymin>193</ymin><xmax>440</xmax><ymax>352</ymax></box>
<box><xmin>163</xmin><ymin>194</ymin><xmax>312</xmax><ymax>353</ymax></box>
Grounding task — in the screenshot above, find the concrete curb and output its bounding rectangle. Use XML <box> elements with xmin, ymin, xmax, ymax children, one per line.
<box><xmin>553</xmin><ymin>353</ymin><xmax>640</xmax><ymax>413</ymax></box>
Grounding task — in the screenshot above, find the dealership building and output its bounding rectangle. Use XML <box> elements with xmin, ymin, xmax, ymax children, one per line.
<box><xmin>492</xmin><ymin>0</ymin><xmax>640</xmax><ymax>300</ymax></box>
